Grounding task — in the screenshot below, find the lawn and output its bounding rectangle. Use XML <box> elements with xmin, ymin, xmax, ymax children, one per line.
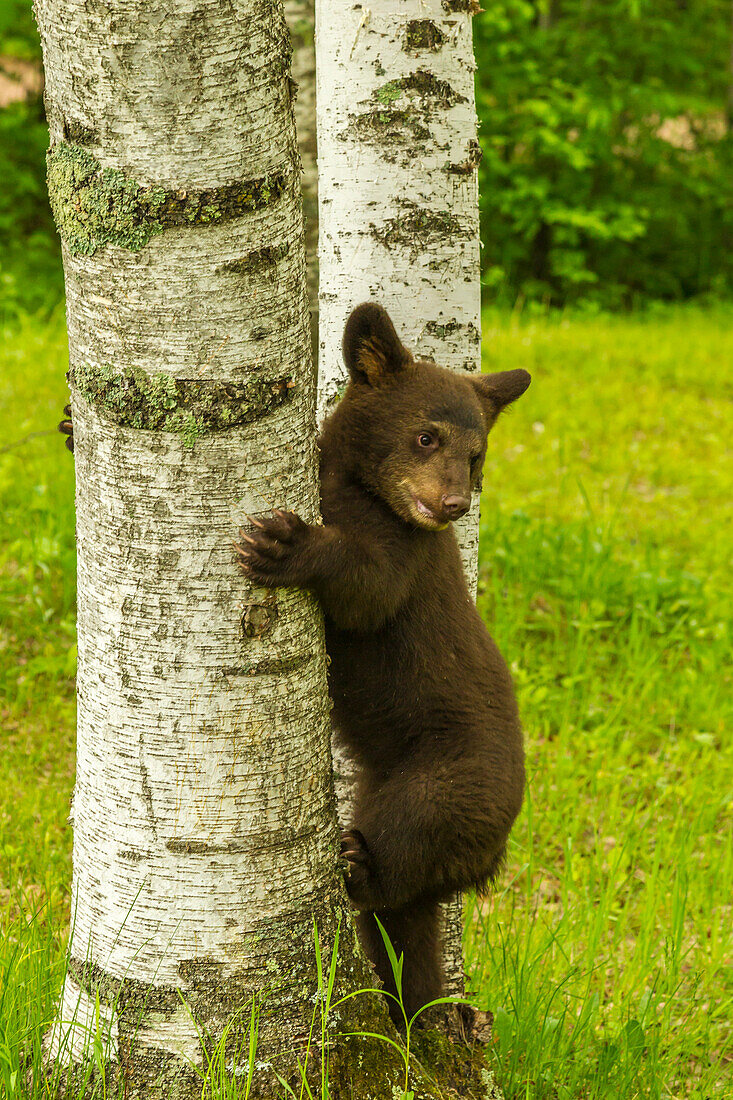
<box><xmin>1</xmin><ymin>304</ymin><xmax>731</xmax><ymax>1098</ymax></box>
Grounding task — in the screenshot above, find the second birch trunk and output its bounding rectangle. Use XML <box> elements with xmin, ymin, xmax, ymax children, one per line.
<box><xmin>315</xmin><ymin>0</ymin><xmax>483</xmax><ymax>1002</ymax></box>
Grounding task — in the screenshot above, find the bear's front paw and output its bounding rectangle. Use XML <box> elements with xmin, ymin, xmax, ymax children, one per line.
<box><xmin>341</xmin><ymin>828</ymin><xmax>377</xmax><ymax>909</ymax></box>
<box><xmin>59</xmin><ymin>404</ymin><xmax>74</xmax><ymax>453</ymax></box>
<box><xmin>234</xmin><ymin>510</ymin><xmax>313</xmax><ymax>588</ymax></box>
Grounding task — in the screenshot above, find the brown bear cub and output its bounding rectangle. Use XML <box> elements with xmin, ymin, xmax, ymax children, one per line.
<box><xmin>235</xmin><ymin>303</ymin><xmax>530</xmax><ymax>1023</ymax></box>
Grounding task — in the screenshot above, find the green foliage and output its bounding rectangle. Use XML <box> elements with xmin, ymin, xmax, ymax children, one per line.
<box><xmin>0</xmin><ymin>5</ymin><xmax>58</xmax><ymax>316</ymax></box>
<box><xmin>0</xmin><ymin>0</ymin><xmax>40</xmax><ymax>59</ymax></box>
<box><xmin>0</xmin><ymin>98</ymin><xmax>62</xmax><ymax>316</ymax></box>
<box><xmin>3</xmin><ymin>1</ymin><xmax>733</xmax><ymax>309</ymax></box>
<box><xmin>475</xmin><ymin>0</ymin><xmax>733</xmax><ymax>305</ymax></box>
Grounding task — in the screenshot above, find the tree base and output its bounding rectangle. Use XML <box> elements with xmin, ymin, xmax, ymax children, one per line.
<box><xmin>39</xmin><ymin>1003</ymin><xmax>503</xmax><ymax>1100</ymax></box>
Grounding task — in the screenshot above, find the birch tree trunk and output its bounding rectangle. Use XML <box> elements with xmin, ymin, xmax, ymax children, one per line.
<box><xmin>34</xmin><ymin>1</ymin><xmax>370</xmax><ymax>1094</ymax></box>
<box><xmin>34</xmin><ymin>2</ymin><xmax>495</xmax><ymax>1096</ymax></box>
<box><xmin>315</xmin><ymin>0</ymin><xmax>482</xmax><ymax>1003</ymax></box>
<box><xmin>285</xmin><ymin>0</ymin><xmax>318</xmax><ymax>344</ymax></box>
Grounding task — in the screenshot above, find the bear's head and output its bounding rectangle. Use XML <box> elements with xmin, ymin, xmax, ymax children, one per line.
<box><xmin>338</xmin><ymin>303</ymin><xmax>531</xmax><ymax>531</ymax></box>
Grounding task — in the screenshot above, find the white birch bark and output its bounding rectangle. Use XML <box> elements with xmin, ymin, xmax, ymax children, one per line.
<box><xmin>285</xmin><ymin>0</ymin><xmax>319</xmax><ymax>341</ymax></box>
<box><xmin>33</xmin><ymin>1</ymin><xmax>379</xmax><ymax>1093</ymax></box>
<box><xmin>315</xmin><ymin>0</ymin><xmax>482</xmax><ymax>1002</ymax></box>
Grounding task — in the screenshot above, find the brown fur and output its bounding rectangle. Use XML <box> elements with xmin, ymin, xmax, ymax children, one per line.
<box><xmin>235</xmin><ymin>303</ymin><xmax>531</xmax><ymax>1023</ymax></box>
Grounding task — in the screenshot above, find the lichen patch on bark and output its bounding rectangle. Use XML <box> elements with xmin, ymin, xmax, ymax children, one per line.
<box><xmin>69</xmin><ymin>364</ymin><xmax>293</xmax><ymax>447</ymax></box>
<box><xmin>47</xmin><ymin>142</ymin><xmax>289</xmax><ymax>257</ymax></box>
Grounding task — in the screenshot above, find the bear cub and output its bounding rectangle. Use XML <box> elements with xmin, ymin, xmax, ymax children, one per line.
<box><xmin>236</xmin><ymin>303</ymin><xmax>530</xmax><ymax>1023</ymax></box>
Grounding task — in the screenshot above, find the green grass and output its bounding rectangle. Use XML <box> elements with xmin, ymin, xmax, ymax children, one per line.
<box><xmin>467</xmin><ymin>306</ymin><xmax>733</xmax><ymax>1098</ymax></box>
<box><xmin>1</xmin><ymin>304</ymin><xmax>731</xmax><ymax>1098</ymax></box>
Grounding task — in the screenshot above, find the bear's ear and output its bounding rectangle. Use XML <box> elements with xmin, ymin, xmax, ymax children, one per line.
<box><xmin>472</xmin><ymin>369</ymin><xmax>531</xmax><ymax>412</ymax></box>
<box><xmin>342</xmin><ymin>303</ymin><xmax>413</xmax><ymax>386</ymax></box>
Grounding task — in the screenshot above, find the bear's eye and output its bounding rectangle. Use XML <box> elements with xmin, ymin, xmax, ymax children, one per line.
<box><xmin>417</xmin><ymin>432</ymin><xmax>436</xmax><ymax>449</ymax></box>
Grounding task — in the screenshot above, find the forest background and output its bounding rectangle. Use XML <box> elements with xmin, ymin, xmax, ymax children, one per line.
<box><xmin>2</xmin><ymin>0</ymin><xmax>733</xmax><ymax>313</ymax></box>
<box><xmin>1</xmin><ymin>1</ymin><xmax>731</xmax><ymax>1098</ymax></box>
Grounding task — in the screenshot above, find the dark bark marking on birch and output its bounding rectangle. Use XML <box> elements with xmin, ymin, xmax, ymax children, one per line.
<box><xmin>222</xmin><ymin>653</ymin><xmax>313</xmax><ymax>676</ymax></box>
<box><xmin>68</xmin><ymin>957</ymin><xmax>181</xmax><ymax>1017</ymax></box>
<box><xmin>371</xmin><ymin>200</ymin><xmax>468</xmax><ymax>256</ymax></box>
<box><xmin>441</xmin><ymin>0</ymin><xmax>481</xmax><ymax>12</ymax></box>
<box><xmin>47</xmin><ymin>142</ymin><xmax>289</xmax><ymax>256</ymax></box>
<box><xmin>405</xmin><ymin>20</ymin><xmax>446</xmax><ymax>51</ymax></box>
<box><xmin>344</xmin><ymin>71</ymin><xmax>464</xmax><ymax>161</ymax></box>
<box><xmin>69</xmin><ymin>365</ymin><xmax>293</xmax><ymax>447</ymax></box>
<box><xmin>424</xmin><ymin>317</ymin><xmax>481</xmax><ymax>343</ymax></box>
<box><xmin>373</xmin><ymin>70</ymin><xmax>466</xmax><ymax>107</ymax></box>
<box><xmin>62</xmin><ymin>118</ymin><xmax>98</xmax><ymax>145</ymax></box>
<box><xmin>345</xmin><ymin>106</ymin><xmax>431</xmax><ymax>150</ymax></box>
<box><xmin>166</xmin><ymin>825</ymin><xmax>316</xmax><ymax>855</ymax></box>
<box><xmin>139</xmin><ymin>759</ymin><xmax>158</xmax><ymax>839</ymax></box>
<box><xmin>241</xmin><ymin>600</ymin><xmax>278</xmax><ymax>638</ymax></box>
<box><xmin>446</xmin><ymin>138</ymin><xmax>483</xmax><ymax>175</ymax></box>
<box><xmin>217</xmin><ymin>243</ymin><xmax>289</xmax><ymax>275</ymax></box>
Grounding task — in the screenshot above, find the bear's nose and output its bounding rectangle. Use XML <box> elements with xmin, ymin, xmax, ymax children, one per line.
<box><xmin>441</xmin><ymin>494</ymin><xmax>470</xmax><ymax>519</ymax></box>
